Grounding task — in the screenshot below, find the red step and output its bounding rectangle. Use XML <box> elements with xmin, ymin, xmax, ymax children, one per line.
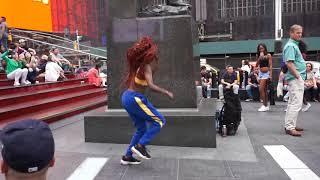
<box><xmin>0</xmin><ymin>88</ymin><xmax>106</xmax><ymax>121</ymax></box>
<box><xmin>0</xmin><ymin>96</ymin><xmax>107</xmax><ymax>128</ymax></box>
<box><xmin>0</xmin><ymin>73</ymin><xmax>76</xmax><ymax>83</ymax></box>
<box><xmin>0</xmin><ymin>83</ymin><xmax>98</xmax><ymax>107</ymax></box>
<box><xmin>0</xmin><ymin>73</ymin><xmax>6</xmax><ymax>79</ymax></box>
<box><xmin>0</xmin><ymin>79</ymin><xmax>12</xmax><ymax>86</ymax></box>
<box><xmin>0</xmin><ymin>78</ymin><xmax>87</xmax><ymax>96</ymax></box>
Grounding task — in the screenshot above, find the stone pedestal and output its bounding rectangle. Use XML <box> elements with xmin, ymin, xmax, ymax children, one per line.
<box><xmin>85</xmin><ymin>99</ymin><xmax>216</xmax><ymax>147</ymax></box>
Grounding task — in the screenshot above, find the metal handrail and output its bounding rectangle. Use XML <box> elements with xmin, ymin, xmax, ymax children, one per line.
<box><xmin>11</xmin><ymin>28</ymin><xmax>107</xmax><ymax>53</ymax></box>
<box><xmin>11</xmin><ymin>29</ymin><xmax>73</xmax><ymax>42</ymax></box>
<box><xmin>12</xmin><ymin>34</ymin><xmax>107</xmax><ymax>59</ymax></box>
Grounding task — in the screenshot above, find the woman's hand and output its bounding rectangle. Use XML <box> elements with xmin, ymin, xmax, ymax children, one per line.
<box><xmin>166</xmin><ymin>90</ymin><xmax>174</xmax><ymax>99</ymax></box>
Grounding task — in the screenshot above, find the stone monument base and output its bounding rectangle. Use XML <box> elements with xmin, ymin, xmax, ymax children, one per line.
<box><xmin>84</xmin><ymin>98</ymin><xmax>216</xmax><ymax>148</ymax></box>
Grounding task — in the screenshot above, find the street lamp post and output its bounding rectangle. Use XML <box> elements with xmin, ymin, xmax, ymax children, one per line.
<box><xmin>275</xmin><ymin>0</ymin><xmax>283</xmax><ymax>54</ymax></box>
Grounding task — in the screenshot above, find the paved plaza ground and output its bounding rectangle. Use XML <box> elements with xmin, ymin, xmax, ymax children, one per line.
<box><xmin>1</xmin><ymin>101</ymin><xmax>320</xmax><ymax>180</ymax></box>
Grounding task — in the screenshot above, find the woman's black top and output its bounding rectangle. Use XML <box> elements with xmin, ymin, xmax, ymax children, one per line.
<box><xmin>259</xmin><ymin>55</ymin><xmax>269</xmax><ymax>68</ymax></box>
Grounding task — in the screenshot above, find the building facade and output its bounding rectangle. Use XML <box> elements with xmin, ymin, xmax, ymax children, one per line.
<box><xmin>199</xmin><ymin>0</ymin><xmax>320</xmax><ymax>41</ymax></box>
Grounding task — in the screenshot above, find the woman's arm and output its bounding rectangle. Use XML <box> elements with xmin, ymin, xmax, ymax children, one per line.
<box><xmin>256</xmin><ymin>58</ymin><xmax>260</xmax><ymax>68</ymax></box>
<box><xmin>268</xmin><ymin>54</ymin><xmax>273</xmax><ymax>79</ymax></box>
<box><xmin>144</xmin><ymin>64</ymin><xmax>173</xmax><ymax>98</ymax></box>
<box><xmin>313</xmin><ymin>76</ymin><xmax>318</xmax><ymax>88</ymax></box>
<box><xmin>28</xmin><ymin>48</ymin><xmax>36</xmax><ymax>55</ymax></box>
<box><xmin>1</xmin><ymin>51</ymin><xmax>9</xmax><ymax>61</ymax></box>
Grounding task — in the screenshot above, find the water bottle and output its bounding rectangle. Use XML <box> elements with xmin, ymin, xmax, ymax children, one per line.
<box><xmin>222</xmin><ymin>125</ymin><xmax>227</xmax><ymax>137</ymax></box>
<box><xmin>207</xmin><ymin>85</ymin><xmax>211</xmax><ymax>98</ymax></box>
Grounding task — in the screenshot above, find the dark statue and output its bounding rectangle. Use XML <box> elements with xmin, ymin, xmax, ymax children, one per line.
<box><xmin>139</xmin><ymin>0</ymin><xmax>191</xmax><ymax>17</ymax></box>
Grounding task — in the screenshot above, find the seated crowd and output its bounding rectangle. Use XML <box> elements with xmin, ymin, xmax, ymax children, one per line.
<box><xmin>0</xmin><ymin>39</ymin><xmax>71</xmax><ymax>86</ymax></box>
<box><xmin>0</xmin><ymin>39</ymin><xmax>107</xmax><ymax>87</ymax></box>
<box><xmin>200</xmin><ymin>60</ymin><xmax>320</xmax><ymax>104</ymax></box>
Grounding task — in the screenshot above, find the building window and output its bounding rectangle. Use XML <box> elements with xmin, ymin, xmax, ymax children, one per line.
<box><xmin>217</xmin><ymin>0</ymin><xmax>266</xmax><ymax>19</ymax></box>
<box><xmin>283</xmin><ymin>0</ymin><xmax>320</xmax><ymax>13</ymax></box>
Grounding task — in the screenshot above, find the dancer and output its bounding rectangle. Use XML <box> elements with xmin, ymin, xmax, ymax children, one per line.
<box><xmin>120</xmin><ymin>37</ymin><xmax>174</xmax><ymax>165</ymax></box>
<box><xmin>256</xmin><ymin>43</ymin><xmax>272</xmax><ymax>111</ymax></box>
<box><xmin>283</xmin><ymin>24</ymin><xmax>306</xmax><ymax>137</ymax></box>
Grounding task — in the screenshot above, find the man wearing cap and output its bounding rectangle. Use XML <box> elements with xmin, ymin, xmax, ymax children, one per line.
<box><xmin>0</xmin><ymin>119</ymin><xmax>55</xmax><ymax>180</ymax></box>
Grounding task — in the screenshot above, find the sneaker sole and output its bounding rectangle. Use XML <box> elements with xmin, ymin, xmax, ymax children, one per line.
<box><xmin>120</xmin><ymin>159</ymin><xmax>141</xmax><ymax>165</ymax></box>
<box><xmin>131</xmin><ymin>147</ymin><xmax>151</xmax><ymax>160</ymax></box>
<box><xmin>258</xmin><ymin>109</ymin><xmax>269</xmax><ymax>112</ymax></box>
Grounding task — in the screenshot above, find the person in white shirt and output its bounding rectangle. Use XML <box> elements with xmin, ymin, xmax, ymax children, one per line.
<box><xmin>45</xmin><ymin>57</ymin><xmax>66</xmax><ymax>82</ymax></box>
<box><xmin>240</xmin><ymin>59</ymin><xmax>251</xmax><ymax>74</ymax></box>
<box><xmin>239</xmin><ymin>59</ymin><xmax>251</xmax><ymax>89</ymax></box>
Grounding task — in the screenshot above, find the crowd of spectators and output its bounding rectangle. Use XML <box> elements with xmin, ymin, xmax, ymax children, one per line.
<box><xmin>200</xmin><ymin>57</ymin><xmax>320</xmax><ymax>105</ymax></box>
<box><xmin>0</xmin><ymin>31</ymin><xmax>107</xmax><ymax>87</ymax></box>
<box><xmin>0</xmin><ymin>39</ymin><xmax>73</xmax><ymax>86</ymax></box>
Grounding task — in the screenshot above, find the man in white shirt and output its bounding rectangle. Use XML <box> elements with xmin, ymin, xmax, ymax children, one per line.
<box><xmin>50</xmin><ymin>47</ymin><xmax>71</xmax><ymax>71</ymax></box>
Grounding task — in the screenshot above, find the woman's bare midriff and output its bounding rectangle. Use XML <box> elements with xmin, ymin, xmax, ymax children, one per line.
<box><xmin>260</xmin><ymin>67</ymin><xmax>269</xmax><ymax>73</ymax></box>
<box><xmin>128</xmin><ymin>84</ymin><xmax>147</xmax><ymax>94</ymax></box>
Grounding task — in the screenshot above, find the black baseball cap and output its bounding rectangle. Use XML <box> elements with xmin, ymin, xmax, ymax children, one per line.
<box><xmin>0</xmin><ymin>119</ymin><xmax>55</xmax><ymax>173</ymax></box>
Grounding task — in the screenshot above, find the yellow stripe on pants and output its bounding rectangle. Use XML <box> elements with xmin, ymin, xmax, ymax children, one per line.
<box><xmin>134</xmin><ymin>97</ymin><xmax>163</xmax><ymax>128</ymax></box>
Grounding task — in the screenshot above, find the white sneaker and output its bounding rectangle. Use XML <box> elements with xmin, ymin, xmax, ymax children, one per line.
<box><xmin>301</xmin><ymin>103</ymin><xmax>311</xmax><ymax>112</ymax></box>
<box><xmin>219</xmin><ymin>96</ymin><xmax>224</xmax><ymax>100</ymax></box>
<box><xmin>266</xmin><ymin>106</ymin><xmax>270</xmax><ymax>111</ymax></box>
<box><xmin>245</xmin><ymin>98</ymin><xmax>253</xmax><ymax>102</ymax></box>
<box><xmin>14</xmin><ymin>82</ymin><xmax>20</xmax><ymax>86</ymax></box>
<box><xmin>21</xmin><ymin>81</ymin><xmax>31</xmax><ymax>85</ymax></box>
<box><xmin>258</xmin><ymin>105</ymin><xmax>269</xmax><ymax>112</ymax></box>
<box><xmin>284</xmin><ymin>108</ymin><xmax>287</xmax><ymax>112</ymax></box>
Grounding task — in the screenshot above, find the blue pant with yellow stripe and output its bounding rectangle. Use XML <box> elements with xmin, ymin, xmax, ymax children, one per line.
<box><xmin>121</xmin><ymin>90</ymin><xmax>166</xmax><ymax>157</ymax></box>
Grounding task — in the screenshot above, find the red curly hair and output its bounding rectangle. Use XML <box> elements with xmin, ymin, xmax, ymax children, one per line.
<box><xmin>124</xmin><ymin>37</ymin><xmax>158</xmax><ymax>88</ymax></box>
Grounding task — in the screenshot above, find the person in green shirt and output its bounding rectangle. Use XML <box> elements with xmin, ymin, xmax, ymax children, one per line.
<box><xmin>0</xmin><ymin>50</ymin><xmax>29</xmax><ymax>86</ymax></box>
<box><xmin>283</xmin><ymin>24</ymin><xmax>306</xmax><ymax>137</ymax></box>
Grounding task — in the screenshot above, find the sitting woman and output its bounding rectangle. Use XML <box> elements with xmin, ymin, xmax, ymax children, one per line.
<box><xmin>87</xmin><ymin>63</ymin><xmax>106</xmax><ymax>87</ymax></box>
<box><xmin>304</xmin><ymin>62</ymin><xmax>318</xmax><ymax>102</ymax></box>
<box><xmin>1</xmin><ymin>49</ymin><xmax>29</xmax><ymax>86</ymax></box>
<box><xmin>315</xmin><ymin>75</ymin><xmax>320</xmax><ymax>101</ymax></box>
<box><xmin>19</xmin><ymin>51</ymin><xmax>37</xmax><ymax>84</ymax></box>
<box><xmin>45</xmin><ymin>56</ymin><xmax>66</xmax><ymax>82</ymax></box>
<box><xmin>277</xmin><ymin>67</ymin><xmax>289</xmax><ymax>101</ymax></box>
